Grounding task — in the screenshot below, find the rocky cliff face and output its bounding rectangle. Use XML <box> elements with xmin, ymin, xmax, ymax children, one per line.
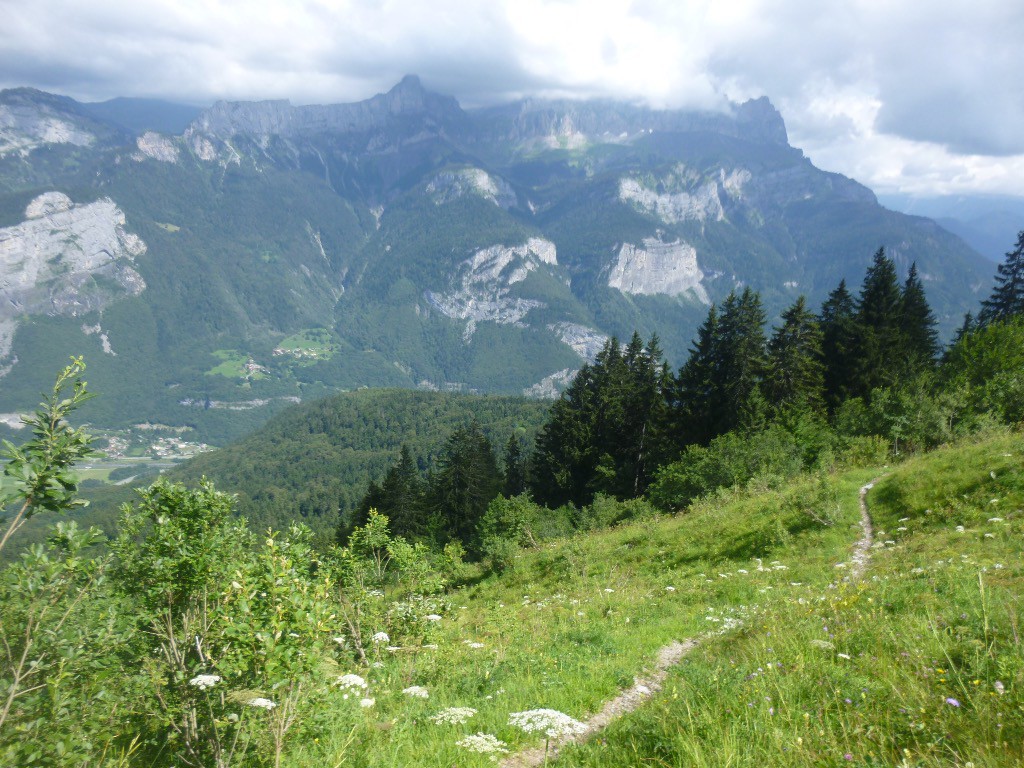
<box><xmin>188</xmin><ymin>75</ymin><xmax>467</xmax><ymax>142</ymax></box>
<box><xmin>0</xmin><ymin>191</ymin><xmax>147</xmax><ymax>366</ymax></box>
<box><xmin>607</xmin><ymin>237</ymin><xmax>710</xmax><ymax>303</ymax></box>
<box><xmin>425</xmin><ymin>237</ymin><xmax>559</xmax><ymax>340</ymax></box>
<box><xmin>0</xmin><ymin>90</ymin><xmax>97</xmax><ymax>157</ymax></box>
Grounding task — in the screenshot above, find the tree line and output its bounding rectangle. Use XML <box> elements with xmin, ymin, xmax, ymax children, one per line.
<box><xmin>350</xmin><ymin>236</ymin><xmax>1024</xmax><ymax>548</ymax></box>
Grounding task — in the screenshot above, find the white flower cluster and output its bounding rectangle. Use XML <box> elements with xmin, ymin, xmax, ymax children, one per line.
<box><xmin>456</xmin><ymin>732</ymin><xmax>509</xmax><ymax>755</ymax></box>
<box><xmin>508</xmin><ymin>708</ymin><xmax>588</xmax><ymax>739</ymax></box>
<box><xmin>429</xmin><ymin>706</ymin><xmax>477</xmax><ymax>725</ymax></box>
<box><xmin>372</xmin><ymin>631</ymin><xmax>390</xmax><ymax>644</ymax></box>
<box><xmin>247</xmin><ymin>697</ymin><xmax>276</xmax><ymax>710</ymax></box>
<box><xmin>402</xmin><ymin>685</ymin><xmax>429</xmax><ymax>698</ymax></box>
<box><xmin>336</xmin><ymin>673</ymin><xmax>368</xmax><ymax>691</ymax></box>
<box><xmin>424</xmin><ymin>614</ymin><xmax>443</xmax><ymax>622</ymax></box>
<box><xmin>188</xmin><ymin>674</ymin><xmax>221</xmax><ymax>690</ymax></box>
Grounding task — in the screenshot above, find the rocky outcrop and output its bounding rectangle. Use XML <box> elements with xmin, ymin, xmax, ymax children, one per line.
<box><xmin>133</xmin><ymin>131</ymin><xmax>179</xmax><ymax>162</ymax></box>
<box><xmin>427</xmin><ymin>167</ymin><xmax>516</xmax><ymax>209</ymax></box>
<box><xmin>0</xmin><ymin>192</ymin><xmax>147</xmax><ymax>366</ymax></box>
<box><xmin>0</xmin><ymin>93</ymin><xmax>95</xmax><ymax>156</ymax></box>
<box><xmin>425</xmin><ymin>238</ymin><xmax>557</xmax><ymax>339</ymax></box>
<box><xmin>523</xmin><ymin>368</ymin><xmax>578</xmax><ymax>399</ymax></box>
<box><xmin>188</xmin><ymin>75</ymin><xmax>467</xmax><ymax>143</ymax></box>
<box><xmin>548</xmin><ymin>322</ymin><xmax>608</xmax><ymax>362</ymax></box>
<box><xmin>619</xmin><ymin>165</ymin><xmax>751</xmax><ymax>224</ymax></box>
<box><xmin>607</xmin><ymin>237</ymin><xmax>710</xmax><ymax>303</ymax></box>
<box><xmin>473</xmin><ymin>95</ymin><xmax>789</xmax><ymax>153</ymax></box>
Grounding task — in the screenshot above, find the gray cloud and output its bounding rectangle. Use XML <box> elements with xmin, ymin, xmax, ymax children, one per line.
<box><xmin>0</xmin><ymin>0</ymin><xmax>1022</xmax><ymax>193</ymax></box>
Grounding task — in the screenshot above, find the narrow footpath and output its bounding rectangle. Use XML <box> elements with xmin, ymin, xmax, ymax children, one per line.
<box><xmin>500</xmin><ymin>477</ymin><xmax>882</xmax><ymax>767</ymax></box>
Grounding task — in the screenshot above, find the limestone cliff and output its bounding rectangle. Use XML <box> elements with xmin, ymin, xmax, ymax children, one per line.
<box><xmin>0</xmin><ymin>191</ymin><xmax>147</xmax><ymax>366</ymax></box>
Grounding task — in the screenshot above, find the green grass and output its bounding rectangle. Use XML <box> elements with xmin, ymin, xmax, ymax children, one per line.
<box><xmin>274</xmin><ymin>328</ymin><xmax>338</xmax><ymax>363</ymax></box>
<box><xmin>262</xmin><ymin>431</ymin><xmax>1024</xmax><ymax>766</ymax></box>
<box><xmin>206</xmin><ymin>349</ymin><xmax>265</xmax><ymax>379</ymax></box>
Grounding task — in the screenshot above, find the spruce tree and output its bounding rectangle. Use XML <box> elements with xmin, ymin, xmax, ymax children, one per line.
<box><xmin>766</xmin><ymin>296</ymin><xmax>825</xmax><ymax>413</ymax></box>
<box><xmin>671</xmin><ymin>304</ymin><xmax>720</xmax><ymax>447</ymax></box>
<box><xmin>979</xmin><ymin>230</ymin><xmax>1024</xmax><ymax>323</ymax></box>
<box><xmin>899</xmin><ymin>262</ymin><xmax>939</xmax><ymax>371</ymax></box>
<box><xmin>379</xmin><ymin>444</ymin><xmax>425</xmax><ymax>538</ymax></box>
<box><xmin>852</xmin><ymin>247</ymin><xmax>904</xmax><ymax>397</ymax></box>
<box><xmin>428</xmin><ymin>424</ymin><xmax>502</xmax><ymax>547</ymax></box>
<box><xmin>715</xmin><ymin>288</ymin><xmax>768</xmax><ymax>434</ymax></box>
<box><xmin>819</xmin><ymin>280</ymin><xmax>858</xmax><ymax>409</ymax></box>
<box><xmin>503</xmin><ymin>434</ymin><xmax>527</xmax><ymax>497</ymax></box>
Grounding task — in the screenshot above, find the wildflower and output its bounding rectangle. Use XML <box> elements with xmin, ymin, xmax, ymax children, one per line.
<box><xmin>988</xmin><ymin>517</ymin><xmax>1004</xmax><ymax>523</ymax></box>
<box><xmin>422</xmin><ymin>643</ymin><xmax>439</xmax><ymax>649</ymax></box>
<box><xmin>509</xmin><ymin>708</ymin><xmax>588</xmax><ymax>739</ymax></box>
<box><xmin>456</xmin><ymin>733</ymin><xmax>508</xmax><ymax>755</ymax></box>
<box><xmin>603</xmin><ymin>588</ymin><xmax>614</xmax><ymax>593</ymax></box>
<box><xmin>430</xmin><ymin>706</ymin><xmax>477</xmax><ymax>725</ymax></box>
<box><xmin>333</xmin><ymin>635</ymin><xmax>346</xmax><ymax>645</ymax></box>
<box><xmin>372</xmin><ymin>631</ymin><xmax>390</xmax><ymax>644</ymax></box>
<box><xmin>247</xmin><ymin>697</ymin><xmax>276</xmax><ymax>710</ymax></box>
<box><xmin>359</xmin><ymin>698</ymin><xmax>375</xmax><ymax>708</ymax></box>
<box><xmin>425</xmin><ymin>614</ymin><xmax>443</xmax><ymax>622</ymax></box>
<box><xmin>956</xmin><ymin>525</ymin><xmax>965</xmax><ymax>533</ymax></box>
<box><xmin>336</xmin><ymin>673</ymin><xmax>368</xmax><ymax>691</ymax></box>
<box><xmin>837</xmin><ymin>653</ymin><xmax>851</xmax><ymax>660</ymax></box>
<box><xmin>985</xmin><ymin>533</ymin><xmax>995</xmax><ymax>539</ymax></box>
<box><xmin>945</xmin><ymin>697</ymin><xmax>961</xmax><ymax>707</ymax></box>
<box><xmin>188</xmin><ymin>674</ymin><xmax>221</xmax><ymax>690</ymax></box>
<box><xmin>665</xmin><ymin>586</ymin><xmax>676</xmax><ymax>592</ymax></box>
<box><xmin>994</xmin><ymin>681</ymin><xmax>1005</xmax><ymax>695</ymax></box>
<box><xmin>402</xmin><ymin>685</ymin><xmax>429</xmax><ymax>698</ymax></box>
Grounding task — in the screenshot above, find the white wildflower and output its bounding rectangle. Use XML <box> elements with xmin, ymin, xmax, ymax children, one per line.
<box><xmin>994</xmin><ymin>680</ymin><xmax>1006</xmax><ymax>695</ymax></box>
<box><xmin>422</xmin><ymin>643</ymin><xmax>439</xmax><ymax>649</ymax></box>
<box><xmin>402</xmin><ymin>685</ymin><xmax>429</xmax><ymax>698</ymax></box>
<box><xmin>956</xmin><ymin>525</ymin><xmax>965</xmax><ymax>533</ymax></box>
<box><xmin>425</xmin><ymin>614</ymin><xmax>443</xmax><ymax>622</ymax></box>
<box><xmin>456</xmin><ymin>733</ymin><xmax>508</xmax><ymax>755</ymax></box>
<box><xmin>430</xmin><ymin>706</ymin><xmax>477</xmax><ymax>725</ymax></box>
<box><xmin>336</xmin><ymin>673</ymin><xmax>368</xmax><ymax>691</ymax></box>
<box><xmin>509</xmin><ymin>708</ymin><xmax>588</xmax><ymax>739</ymax></box>
<box><xmin>603</xmin><ymin>588</ymin><xmax>614</xmax><ymax>593</ymax></box>
<box><xmin>989</xmin><ymin>517</ymin><xmax>1004</xmax><ymax>523</ymax></box>
<box><xmin>333</xmin><ymin>635</ymin><xmax>346</xmax><ymax>644</ymax></box>
<box><xmin>664</xmin><ymin>586</ymin><xmax>676</xmax><ymax>592</ymax></box>
<box><xmin>372</xmin><ymin>631</ymin><xmax>390</xmax><ymax>644</ymax></box>
<box><xmin>247</xmin><ymin>697</ymin><xmax>276</xmax><ymax>710</ymax></box>
<box><xmin>188</xmin><ymin>674</ymin><xmax>221</xmax><ymax>690</ymax></box>
<box><xmin>359</xmin><ymin>697</ymin><xmax>375</xmax><ymax>708</ymax></box>
<box><xmin>837</xmin><ymin>653</ymin><xmax>851</xmax><ymax>660</ymax></box>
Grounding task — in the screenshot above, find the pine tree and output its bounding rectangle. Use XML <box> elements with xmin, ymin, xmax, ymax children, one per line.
<box><xmin>979</xmin><ymin>230</ymin><xmax>1024</xmax><ymax>324</ymax></box>
<box><xmin>379</xmin><ymin>444</ymin><xmax>425</xmax><ymax>538</ymax></box>
<box><xmin>852</xmin><ymin>247</ymin><xmax>905</xmax><ymax>397</ymax></box>
<box><xmin>671</xmin><ymin>304</ymin><xmax>720</xmax><ymax>447</ymax></box>
<box><xmin>899</xmin><ymin>262</ymin><xmax>939</xmax><ymax>371</ymax></box>
<box><xmin>766</xmin><ymin>296</ymin><xmax>825</xmax><ymax>413</ymax></box>
<box><xmin>428</xmin><ymin>424</ymin><xmax>502</xmax><ymax>547</ymax></box>
<box><xmin>503</xmin><ymin>434</ymin><xmax>527</xmax><ymax>497</ymax></box>
<box><xmin>715</xmin><ymin>288</ymin><xmax>768</xmax><ymax>434</ymax></box>
<box><xmin>819</xmin><ymin>280</ymin><xmax>858</xmax><ymax>409</ymax></box>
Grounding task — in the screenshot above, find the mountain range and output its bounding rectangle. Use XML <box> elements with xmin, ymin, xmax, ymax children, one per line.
<box><xmin>0</xmin><ymin>76</ymin><xmax>994</xmax><ymax>444</ymax></box>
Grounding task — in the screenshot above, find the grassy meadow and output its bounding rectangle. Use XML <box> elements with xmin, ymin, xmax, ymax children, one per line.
<box><xmin>276</xmin><ymin>431</ymin><xmax>1021</xmax><ymax>767</ymax></box>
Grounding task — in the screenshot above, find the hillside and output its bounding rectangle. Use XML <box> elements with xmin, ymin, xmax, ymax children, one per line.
<box><xmin>249</xmin><ymin>429</ymin><xmax>1024</xmax><ymax>766</ymax></box>
<box><xmin>12</xmin><ymin>388</ymin><xmax>550</xmax><ymax>549</ymax></box>
<box><xmin>0</xmin><ymin>79</ymin><xmax>996</xmax><ymax>446</ymax></box>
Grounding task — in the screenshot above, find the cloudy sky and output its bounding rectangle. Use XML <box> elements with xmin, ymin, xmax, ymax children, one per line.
<box><xmin>2</xmin><ymin>0</ymin><xmax>1022</xmax><ymax>197</ymax></box>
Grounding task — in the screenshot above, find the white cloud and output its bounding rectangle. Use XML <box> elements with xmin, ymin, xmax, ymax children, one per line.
<box><xmin>0</xmin><ymin>0</ymin><xmax>1022</xmax><ymax>195</ymax></box>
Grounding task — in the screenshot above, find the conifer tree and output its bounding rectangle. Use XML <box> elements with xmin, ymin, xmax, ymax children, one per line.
<box><xmin>671</xmin><ymin>304</ymin><xmax>720</xmax><ymax>447</ymax></box>
<box><xmin>428</xmin><ymin>424</ymin><xmax>502</xmax><ymax>546</ymax></box>
<box><xmin>715</xmin><ymin>288</ymin><xmax>768</xmax><ymax>434</ymax></box>
<box><xmin>979</xmin><ymin>230</ymin><xmax>1024</xmax><ymax>324</ymax></box>
<box><xmin>852</xmin><ymin>247</ymin><xmax>904</xmax><ymax>396</ymax></box>
<box><xmin>766</xmin><ymin>296</ymin><xmax>825</xmax><ymax>413</ymax></box>
<box><xmin>503</xmin><ymin>434</ymin><xmax>527</xmax><ymax>497</ymax></box>
<box><xmin>819</xmin><ymin>280</ymin><xmax>858</xmax><ymax>409</ymax></box>
<box><xmin>379</xmin><ymin>444</ymin><xmax>425</xmax><ymax>538</ymax></box>
<box><xmin>899</xmin><ymin>262</ymin><xmax>939</xmax><ymax>370</ymax></box>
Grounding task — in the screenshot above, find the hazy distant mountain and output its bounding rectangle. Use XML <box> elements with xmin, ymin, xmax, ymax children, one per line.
<box><xmin>83</xmin><ymin>97</ymin><xmax>204</xmax><ymax>136</ymax></box>
<box><xmin>0</xmin><ymin>77</ymin><xmax>995</xmax><ymax>444</ymax></box>
<box><xmin>880</xmin><ymin>193</ymin><xmax>1024</xmax><ymax>262</ymax></box>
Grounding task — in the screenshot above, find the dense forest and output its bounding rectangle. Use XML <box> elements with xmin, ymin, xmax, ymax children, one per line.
<box><xmin>0</xmin><ymin>234</ymin><xmax>1022</xmax><ymax>766</ymax></box>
